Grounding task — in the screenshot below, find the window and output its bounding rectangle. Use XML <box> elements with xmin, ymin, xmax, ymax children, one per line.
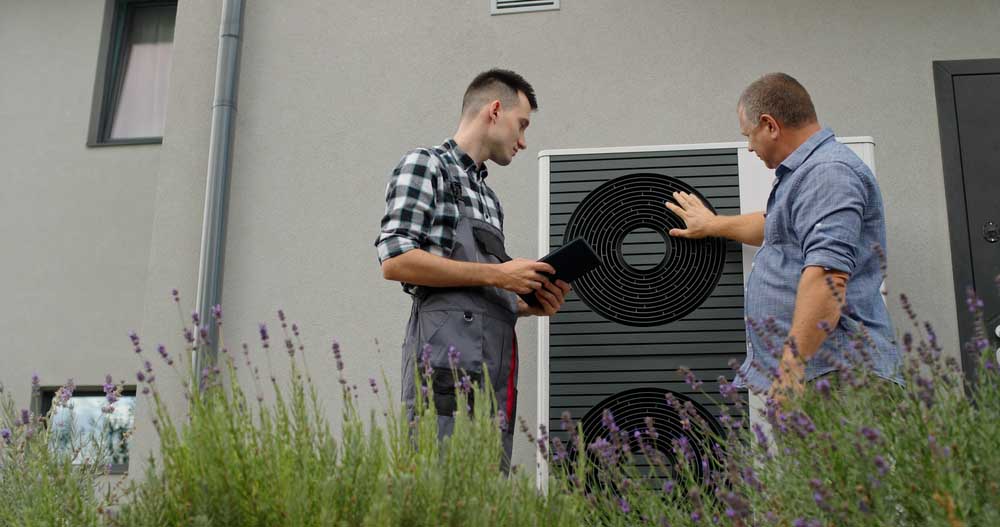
<box><xmin>88</xmin><ymin>1</ymin><xmax>177</xmax><ymax>146</ymax></box>
<box><xmin>34</xmin><ymin>386</ymin><xmax>137</xmax><ymax>474</ymax></box>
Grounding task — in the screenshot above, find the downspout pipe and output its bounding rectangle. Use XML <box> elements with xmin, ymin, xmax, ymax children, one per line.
<box><xmin>194</xmin><ymin>0</ymin><xmax>245</xmax><ymax>378</ymax></box>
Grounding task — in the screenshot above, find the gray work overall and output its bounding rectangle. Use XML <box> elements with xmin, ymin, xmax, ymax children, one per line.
<box><xmin>400</xmin><ymin>157</ymin><xmax>519</xmax><ymax>472</ymax></box>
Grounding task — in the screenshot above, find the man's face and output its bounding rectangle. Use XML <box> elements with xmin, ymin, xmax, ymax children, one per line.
<box><xmin>738</xmin><ymin>105</ymin><xmax>780</xmax><ymax>169</ymax></box>
<box><xmin>488</xmin><ymin>91</ymin><xmax>531</xmax><ymax>166</ymax></box>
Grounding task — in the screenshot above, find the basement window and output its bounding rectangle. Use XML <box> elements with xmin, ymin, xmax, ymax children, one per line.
<box><xmin>34</xmin><ymin>385</ymin><xmax>136</xmax><ymax>474</ymax></box>
<box><xmin>88</xmin><ymin>1</ymin><xmax>177</xmax><ymax>146</ymax></box>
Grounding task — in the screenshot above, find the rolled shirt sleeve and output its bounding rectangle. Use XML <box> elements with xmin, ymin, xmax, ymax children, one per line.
<box><xmin>790</xmin><ymin>162</ymin><xmax>867</xmax><ymax>275</ymax></box>
<box><xmin>375</xmin><ymin>149</ymin><xmax>440</xmax><ymax>264</ymax></box>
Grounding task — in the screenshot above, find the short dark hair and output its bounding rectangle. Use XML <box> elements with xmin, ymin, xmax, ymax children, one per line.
<box><xmin>461</xmin><ymin>68</ymin><xmax>537</xmax><ymax>116</ymax></box>
<box><xmin>738</xmin><ymin>72</ymin><xmax>817</xmax><ymax>128</ymax></box>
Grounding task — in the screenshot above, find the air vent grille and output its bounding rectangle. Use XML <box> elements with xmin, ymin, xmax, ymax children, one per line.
<box><xmin>491</xmin><ymin>0</ymin><xmax>559</xmax><ymax>15</ymax></box>
<box><xmin>564</xmin><ymin>173</ymin><xmax>727</xmax><ymax>327</ymax></box>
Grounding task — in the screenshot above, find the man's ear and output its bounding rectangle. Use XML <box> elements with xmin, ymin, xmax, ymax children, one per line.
<box><xmin>488</xmin><ymin>100</ymin><xmax>502</xmax><ymax>123</ymax></box>
<box><xmin>761</xmin><ymin>114</ymin><xmax>781</xmax><ymax>138</ymax></box>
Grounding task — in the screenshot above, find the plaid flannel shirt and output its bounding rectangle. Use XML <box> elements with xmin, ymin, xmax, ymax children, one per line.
<box><xmin>375</xmin><ymin>139</ymin><xmax>505</xmax><ymax>269</ymax></box>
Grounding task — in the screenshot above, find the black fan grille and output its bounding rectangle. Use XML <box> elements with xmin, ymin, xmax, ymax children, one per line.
<box><xmin>564</xmin><ymin>173</ymin><xmax>727</xmax><ymax>327</ymax></box>
<box><xmin>576</xmin><ymin>387</ymin><xmax>725</xmax><ymax>485</ymax></box>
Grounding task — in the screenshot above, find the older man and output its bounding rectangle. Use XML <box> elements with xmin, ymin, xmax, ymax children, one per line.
<box><xmin>667</xmin><ymin>73</ymin><xmax>901</xmax><ymax>397</ymax></box>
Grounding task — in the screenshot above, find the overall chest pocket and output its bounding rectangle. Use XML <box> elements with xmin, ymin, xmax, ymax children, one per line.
<box><xmin>418</xmin><ymin>309</ymin><xmax>485</xmax><ymax>373</ymax></box>
<box><xmin>472</xmin><ymin>224</ymin><xmax>511</xmax><ymax>264</ymax></box>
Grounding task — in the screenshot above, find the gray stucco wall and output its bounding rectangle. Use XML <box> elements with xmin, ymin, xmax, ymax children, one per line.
<box><xmin>2</xmin><ymin>0</ymin><xmax>998</xmax><ymax>476</ymax></box>
<box><xmin>0</xmin><ymin>1</ymin><xmax>159</xmax><ymax>414</ymax></box>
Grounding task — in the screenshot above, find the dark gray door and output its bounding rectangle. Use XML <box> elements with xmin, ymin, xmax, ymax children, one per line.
<box><xmin>934</xmin><ymin>59</ymin><xmax>1000</xmax><ymax>378</ymax></box>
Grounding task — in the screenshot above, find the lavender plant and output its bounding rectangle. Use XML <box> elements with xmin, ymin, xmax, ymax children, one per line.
<box><xmin>111</xmin><ymin>292</ymin><xmax>585</xmax><ymax>526</ymax></box>
<box><xmin>4</xmin><ymin>277</ymin><xmax>997</xmax><ymax>526</ymax></box>
<box><xmin>0</xmin><ymin>376</ymin><xmax>127</xmax><ymax>526</ymax></box>
<box><xmin>537</xmin><ymin>277</ymin><xmax>1000</xmax><ymax>526</ymax></box>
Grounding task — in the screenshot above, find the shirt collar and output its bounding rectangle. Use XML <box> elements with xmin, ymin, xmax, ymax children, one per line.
<box><xmin>443</xmin><ymin>139</ymin><xmax>488</xmax><ymax>179</ymax></box>
<box><xmin>776</xmin><ymin>127</ymin><xmax>835</xmax><ymax>178</ymax></box>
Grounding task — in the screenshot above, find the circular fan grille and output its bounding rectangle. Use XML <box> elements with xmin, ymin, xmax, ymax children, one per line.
<box><xmin>577</xmin><ymin>387</ymin><xmax>724</xmax><ymax>485</ymax></box>
<box><xmin>564</xmin><ymin>173</ymin><xmax>727</xmax><ymax>326</ymax></box>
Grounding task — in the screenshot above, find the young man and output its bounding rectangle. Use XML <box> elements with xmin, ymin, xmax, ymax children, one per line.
<box><xmin>375</xmin><ymin>69</ymin><xmax>571</xmax><ymax>470</ymax></box>
<box><xmin>667</xmin><ymin>72</ymin><xmax>902</xmax><ymax>399</ymax></box>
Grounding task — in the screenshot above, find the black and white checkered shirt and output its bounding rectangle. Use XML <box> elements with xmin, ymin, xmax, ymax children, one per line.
<box><xmin>376</xmin><ymin>139</ymin><xmax>505</xmax><ymax>265</ymax></box>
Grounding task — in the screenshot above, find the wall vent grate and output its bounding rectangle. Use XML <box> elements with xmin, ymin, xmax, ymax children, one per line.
<box><xmin>491</xmin><ymin>0</ymin><xmax>559</xmax><ymax>15</ymax></box>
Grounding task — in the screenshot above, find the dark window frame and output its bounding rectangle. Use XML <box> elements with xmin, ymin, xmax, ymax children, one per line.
<box><xmin>31</xmin><ymin>384</ymin><xmax>138</xmax><ymax>475</ymax></box>
<box><xmin>87</xmin><ymin>0</ymin><xmax>177</xmax><ymax>147</ymax></box>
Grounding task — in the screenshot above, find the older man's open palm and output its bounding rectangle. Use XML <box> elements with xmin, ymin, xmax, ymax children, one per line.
<box><xmin>665</xmin><ymin>191</ymin><xmax>717</xmax><ymax>239</ymax></box>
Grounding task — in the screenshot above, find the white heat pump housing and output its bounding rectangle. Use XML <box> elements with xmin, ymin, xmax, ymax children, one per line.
<box><xmin>534</xmin><ymin>138</ymin><xmax>876</xmax><ymax>484</ymax></box>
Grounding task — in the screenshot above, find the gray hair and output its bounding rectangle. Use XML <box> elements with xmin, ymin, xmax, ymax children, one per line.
<box><xmin>738</xmin><ymin>73</ymin><xmax>817</xmax><ymax>128</ymax></box>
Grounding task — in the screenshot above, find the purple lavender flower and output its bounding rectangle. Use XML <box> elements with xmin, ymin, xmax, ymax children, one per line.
<box><xmin>601</xmin><ymin>409</ymin><xmax>619</xmax><ymax>433</ymax></box>
<box><xmin>1</xmin><ymin>428</ymin><xmax>10</xmax><ymax>443</ymax></box>
<box><xmin>679</xmin><ymin>367</ymin><xmax>703</xmax><ymax>390</ymax></box>
<box><xmin>587</xmin><ymin>437</ymin><xmax>616</xmax><ymax>466</ymax></box>
<box><xmin>447</xmin><ymin>346</ymin><xmax>460</xmax><ymax>368</ymax></box>
<box><xmin>675</xmin><ymin>436</ymin><xmax>694</xmax><ymax>462</ymax></box>
<box><xmin>369</xmin><ymin>377</ymin><xmax>378</xmax><ymax>394</ymax></box>
<box><xmin>792</xmin><ymin>411</ymin><xmax>816</xmax><ymax>437</ymax></box>
<box><xmin>752</xmin><ymin>423</ymin><xmax>769</xmax><ymax>449</ymax></box>
<box><xmin>144</xmin><ymin>360</ymin><xmax>153</xmax><ymax>373</ymax></box>
<box><xmin>718</xmin><ymin>377</ymin><xmax>737</xmax><ymax>400</ymax></box>
<box><xmin>258</xmin><ymin>323</ymin><xmax>269</xmax><ymax>348</ymax></box>
<box><xmin>966</xmin><ymin>289</ymin><xmax>984</xmax><ymax>313</ymax></box>
<box><xmin>136</xmin><ymin>371</ymin><xmax>146</xmax><ymax>382</ymax></box>
<box><xmin>815</xmin><ymin>378</ymin><xmax>831</xmax><ymax>397</ymax></box>
<box><xmin>20</xmin><ymin>409</ymin><xmax>30</xmax><ymax>425</ymax></box>
<box><xmin>332</xmin><ymin>340</ymin><xmax>345</xmax><ymax>373</ymax></box>
<box><xmin>536</xmin><ymin>436</ymin><xmax>548</xmax><ymax>457</ymax></box>
<box><xmin>551</xmin><ymin>436</ymin><xmax>567</xmax><ymax>461</ymax></box>
<box><xmin>860</xmin><ymin>427</ymin><xmax>881</xmax><ymax>444</ymax></box>
<box><xmin>212</xmin><ymin>304</ymin><xmax>222</xmax><ymax>322</ymax></box>
<box><xmin>420</xmin><ymin>344</ymin><xmax>432</xmax><ymax>378</ymax></box>
<box><xmin>618</xmin><ymin>497</ymin><xmax>630</xmax><ymax>514</ymax></box>
<box><xmin>277</xmin><ymin>309</ymin><xmax>286</xmax><ymax>322</ymax></box>
<box><xmin>663</xmin><ymin>479</ymin><xmax>675</xmax><ymax>494</ymax></box>
<box><xmin>31</xmin><ymin>373</ymin><xmax>39</xmax><ymax>387</ymax></box>
<box><xmin>459</xmin><ymin>375</ymin><xmax>472</xmax><ymax>394</ymax></box>
<box><xmin>171</xmin><ymin>289</ymin><xmax>179</xmax><ymax>302</ymax></box>
<box><xmin>916</xmin><ymin>376</ymin><xmax>935</xmax><ymax>406</ymax></box>
<box><xmin>874</xmin><ymin>455</ymin><xmax>888</xmax><ymax>476</ymax></box>
<box><xmin>689</xmin><ymin>511</ymin><xmax>701</xmax><ymax>523</ymax></box>
<box><xmin>191</xmin><ymin>311</ymin><xmax>200</xmax><ymax>325</ymax></box>
<box><xmin>561</xmin><ymin>411</ymin><xmax>574</xmax><ymax>432</ymax></box>
<box><xmin>645</xmin><ymin>416</ymin><xmax>659</xmax><ymax>439</ymax></box>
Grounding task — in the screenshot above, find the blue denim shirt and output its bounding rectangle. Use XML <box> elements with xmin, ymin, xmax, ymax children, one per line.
<box><xmin>735</xmin><ymin>128</ymin><xmax>902</xmax><ymax>391</ymax></box>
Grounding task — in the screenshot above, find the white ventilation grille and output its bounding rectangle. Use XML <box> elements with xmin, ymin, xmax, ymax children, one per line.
<box><xmin>491</xmin><ymin>0</ymin><xmax>559</xmax><ymax>15</ymax></box>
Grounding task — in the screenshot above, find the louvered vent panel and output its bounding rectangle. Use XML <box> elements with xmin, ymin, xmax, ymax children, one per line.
<box><xmin>491</xmin><ymin>0</ymin><xmax>559</xmax><ymax>15</ymax></box>
<box><xmin>547</xmin><ymin>148</ymin><xmax>747</xmax><ymax>443</ymax></box>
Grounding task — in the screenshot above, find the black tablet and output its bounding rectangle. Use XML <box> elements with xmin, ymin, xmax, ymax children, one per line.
<box><xmin>519</xmin><ymin>237</ymin><xmax>602</xmax><ymax>308</ymax></box>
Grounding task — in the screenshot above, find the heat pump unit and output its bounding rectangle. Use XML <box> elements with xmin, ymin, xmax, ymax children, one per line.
<box><xmin>535</xmin><ymin>137</ymin><xmax>877</xmax><ymax>482</ymax></box>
